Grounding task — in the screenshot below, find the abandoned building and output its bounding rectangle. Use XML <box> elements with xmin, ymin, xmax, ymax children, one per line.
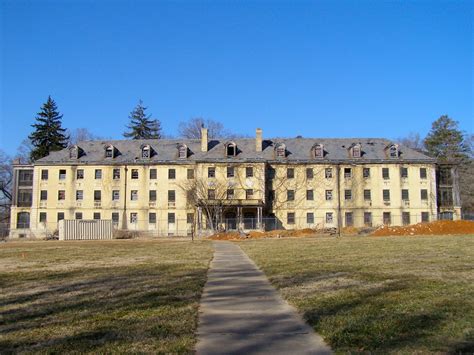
<box><xmin>9</xmin><ymin>127</ymin><xmax>461</xmax><ymax>238</ymax></box>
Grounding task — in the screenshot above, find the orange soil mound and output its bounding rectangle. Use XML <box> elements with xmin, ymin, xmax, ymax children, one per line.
<box><xmin>207</xmin><ymin>228</ymin><xmax>319</xmax><ymax>240</ymax></box>
<box><xmin>371</xmin><ymin>220</ymin><xmax>474</xmax><ymax>237</ymax></box>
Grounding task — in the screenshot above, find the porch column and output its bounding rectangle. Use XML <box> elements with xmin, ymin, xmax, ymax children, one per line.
<box><xmin>197</xmin><ymin>207</ymin><xmax>202</xmax><ymax>231</ymax></box>
<box><xmin>257</xmin><ymin>207</ymin><xmax>263</xmax><ymax>230</ymax></box>
<box><xmin>237</xmin><ymin>207</ymin><xmax>243</xmax><ymax>231</ymax></box>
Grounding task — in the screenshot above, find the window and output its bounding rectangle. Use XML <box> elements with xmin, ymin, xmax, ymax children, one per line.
<box><xmin>112</xmin><ymin>190</ymin><xmax>120</xmax><ymax>201</ymax></box>
<box><xmin>383</xmin><ymin>189</ymin><xmax>390</xmax><ymax>201</ymax></box>
<box><xmin>421</xmin><ymin>212</ymin><xmax>430</xmax><ymax>222</ymax></box>
<box><xmin>382</xmin><ymin>168</ymin><xmax>390</xmax><ymax>179</ymax></box>
<box><xmin>149</xmin><ymin>213</ymin><xmax>156</xmax><ymax>224</ymax></box>
<box><xmin>383</xmin><ymin>212</ymin><xmax>391</xmax><ymax>225</ymax></box>
<box><xmin>141</xmin><ymin>145</ymin><xmax>151</xmax><ymax>159</ymax></box>
<box><xmin>344</xmin><ymin>168</ymin><xmax>352</xmax><ymax>178</ymax></box>
<box><xmin>105</xmin><ymin>146</ymin><xmax>114</xmax><ymax>158</ymax></box>
<box><xmin>267</xmin><ymin>167</ymin><xmax>276</xmax><ymax>179</ymax></box>
<box><xmin>187</xmin><ymin>169</ymin><xmax>194</xmax><ymax>179</ymax></box>
<box><xmin>246</xmin><ymin>189</ymin><xmax>254</xmax><ymax>199</ymax></box>
<box><xmin>112</xmin><ymin>212</ymin><xmax>119</xmax><ymax>224</ymax></box>
<box><xmin>130</xmin><ymin>213</ymin><xmax>138</xmax><ymax>223</ymax></box>
<box><xmin>421</xmin><ymin>189</ymin><xmax>428</xmax><ymax>200</ymax></box>
<box><xmin>276</xmin><ymin>144</ymin><xmax>286</xmax><ymax>158</ymax></box>
<box><xmin>287</xmin><ymin>190</ymin><xmax>295</xmax><ymax>201</ymax></box>
<box><xmin>226</xmin><ymin>142</ymin><xmax>236</xmax><ymax>156</ymax></box>
<box><xmin>344</xmin><ymin>189</ymin><xmax>352</xmax><ymax>200</ymax></box>
<box><xmin>39</xmin><ymin>212</ymin><xmax>47</xmax><ymax>223</ymax></box>
<box><xmin>58</xmin><ymin>190</ymin><xmax>65</xmax><ymax>200</ymax></box>
<box><xmin>168</xmin><ymin>213</ymin><xmax>176</xmax><ymax>224</ymax></box>
<box><xmin>149</xmin><ymin>190</ymin><xmax>157</xmax><ymax>201</ymax></box>
<box><xmin>77</xmin><ymin>169</ymin><xmax>84</xmax><ymax>179</ymax></box>
<box><xmin>364</xmin><ymin>212</ymin><xmax>372</xmax><ymax>226</ymax></box>
<box><xmin>168</xmin><ymin>169</ymin><xmax>176</xmax><ymax>179</ymax></box>
<box><xmin>178</xmin><ymin>144</ymin><xmax>187</xmax><ymax>158</ymax></box>
<box><xmin>59</xmin><ymin>169</ymin><xmax>66</xmax><ymax>180</ymax></box>
<box><xmin>18</xmin><ymin>170</ymin><xmax>33</xmax><ymax>186</ymax></box>
<box><xmin>307</xmin><ymin>212</ymin><xmax>314</xmax><ymax>224</ymax></box>
<box><xmin>326</xmin><ymin>212</ymin><xmax>333</xmax><ymax>224</ymax></box>
<box><xmin>402</xmin><ymin>189</ymin><xmax>409</xmax><ymax>201</ymax></box>
<box><xmin>325</xmin><ymin>168</ymin><xmax>333</xmax><ymax>179</ymax></box>
<box><xmin>93</xmin><ymin>212</ymin><xmax>100</xmax><ymax>220</ymax></box>
<box><xmin>208</xmin><ymin>189</ymin><xmax>215</xmax><ymax>200</ymax></box>
<box><xmin>352</xmin><ymin>145</ymin><xmax>361</xmax><ymax>158</ymax></box>
<box><xmin>94</xmin><ymin>190</ymin><xmax>101</xmax><ymax>201</ymax></box>
<box><xmin>389</xmin><ymin>145</ymin><xmax>398</xmax><ymax>158</ymax></box>
<box><xmin>325</xmin><ymin>190</ymin><xmax>333</xmax><ymax>200</ymax></box>
<box><xmin>131</xmin><ymin>169</ymin><xmax>139</xmax><ymax>179</ymax></box>
<box><xmin>149</xmin><ymin>169</ymin><xmax>157</xmax><ymax>179</ymax></box>
<box><xmin>246</xmin><ymin>167</ymin><xmax>253</xmax><ymax>177</ymax></box>
<box><xmin>287</xmin><ymin>168</ymin><xmax>294</xmax><ymax>179</ymax></box>
<box><xmin>57</xmin><ymin>212</ymin><xmax>64</xmax><ymax>221</ymax></box>
<box><xmin>208</xmin><ymin>167</ymin><xmax>216</xmax><ymax>178</ymax></box>
<box><xmin>131</xmin><ymin>190</ymin><xmax>138</xmax><ymax>201</ymax></box>
<box><xmin>439</xmin><ymin>168</ymin><xmax>452</xmax><ymax>185</ymax></box>
<box><xmin>76</xmin><ymin>190</ymin><xmax>83</xmax><ymax>200</ymax></box>
<box><xmin>306</xmin><ymin>168</ymin><xmax>313</xmax><ymax>179</ymax></box>
<box><xmin>41</xmin><ymin>169</ymin><xmax>48</xmax><ymax>180</ymax></box>
<box><xmin>113</xmin><ymin>169</ymin><xmax>120</xmax><ymax>179</ymax></box>
<box><xmin>187</xmin><ymin>213</ymin><xmax>194</xmax><ymax>224</ymax></box>
<box><xmin>69</xmin><ymin>146</ymin><xmax>79</xmax><ymax>159</ymax></box>
<box><xmin>17</xmin><ymin>212</ymin><xmax>30</xmax><ymax>228</ymax></box>
<box><xmin>40</xmin><ymin>190</ymin><xmax>48</xmax><ymax>200</ymax></box>
<box><xmin>306</xmin><ymin>190</ymin><xmax>314</xmax><ymax>200</ymax></box>
<box><xmin>168</xmin><ymin>190</ymin><xmax>176</xmax><ymax>202</ymax></box>
<box><xmin>95</xmin><ymin>169</ymin><xmax>102</xmax><ymax>179</ymax></box>
<box><xmin>227</xmin><ymin>189</ymin><xmax>234</xmax><ymax>199</ymax></box>
<box><xmin>314</xmin><ymin>144</ymin><xmax>323</xmax><ymax>158</ymax></box>
<box><xmin>75</xmin><ymin>212</ymin><xmax>82</xmax><ymax>220</ymax></box>
<box><xmin>227</xmin><ymin>167</ymin><xmax>235</xmax><ymax>178</ymax></box>
<box><xmin>400</xmin><ymin>167</ymin><xmax>408</xmax><ymax>178</ymax></box>
<box><xmin>345</xmin><ymin>212</ymin><xmax>353</xmax><ymax>227</ymax></box>
<box><xmin>402</xmin><ymin>212</ymin><xmax>411</xmax><ymax>225</ymax></box>
<box><xmin>420</xmin><ymin>168</ymin><xmax>427</xmax><ymax>179</ymax></box>
<box><xmin>287</xmin><ymin>212</ymin><xmax>295</xmax><ymax>224</ymax></box>
<box><xmin>363</xmin><ymin>168</ymin><xmax>370</xmax><ymax>178</ymax></box>
<box><xmin>364</xmin><ymin>189</ymin><xmax>371</xmax><ymax>201</ymax></box>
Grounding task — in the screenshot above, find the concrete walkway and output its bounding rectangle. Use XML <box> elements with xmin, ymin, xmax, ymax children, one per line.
<box><xmin>196</xmin><ymin>242</ymin><xmax>331</xmax><ymax>355</ymax></box>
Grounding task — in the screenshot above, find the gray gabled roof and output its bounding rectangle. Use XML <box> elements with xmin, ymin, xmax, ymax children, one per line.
<box><xmin>35</xmin><ymin>137</ymin><xmax>435</xmax><ymax>165</ymax></box>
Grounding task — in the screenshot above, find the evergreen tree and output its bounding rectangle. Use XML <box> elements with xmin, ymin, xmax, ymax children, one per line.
<box><xmin>424</xmin><ymin>115</ymin><xmax>470</xmax><ymax>163</ymax></box>
<box><xmin>123</xmin><ymin>100</ymin><xmax>162</xmax><ymax>139</ymax></box>
<box><xmin>28</xmin><ymin>96</ymin><xmax>69</xmax><ymax>161</ymax></box>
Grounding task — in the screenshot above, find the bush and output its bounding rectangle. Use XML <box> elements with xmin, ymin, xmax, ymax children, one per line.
<box><xmin>113</xmin><ymin>230</ymin><xmax>140</xmax><ymax>239</ymax></box>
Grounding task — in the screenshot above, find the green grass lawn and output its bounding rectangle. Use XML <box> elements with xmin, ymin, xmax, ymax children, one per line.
<box><xmin>0</xmin><ymin>239</ymin><xmax>213</xmax><ymax>353</ymax></box>
<box><xmin>239</xmin><ymin>235</ymin><xmax>474</xmax><ymax>353</ymax></box>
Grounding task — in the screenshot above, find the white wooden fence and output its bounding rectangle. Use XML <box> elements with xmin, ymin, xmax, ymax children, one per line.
<box><xmin>59</xmin><ymin>220</ymin><xmax>113</xmax><ymax>240</ymax></box>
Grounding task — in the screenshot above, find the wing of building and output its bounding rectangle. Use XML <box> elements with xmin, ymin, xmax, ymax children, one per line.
<box><xmin>9</xmin><ymin>128</ymin><xmax>461</xmax><ymax>239</ymax></box>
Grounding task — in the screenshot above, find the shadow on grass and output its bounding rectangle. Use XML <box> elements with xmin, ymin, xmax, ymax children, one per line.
<box><xmin>0</xmin><ymin>263</ymin><xmax>208</xmax><ymax>353</ymax></box>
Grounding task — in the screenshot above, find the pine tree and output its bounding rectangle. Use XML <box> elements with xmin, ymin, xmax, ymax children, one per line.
<box><xmin>28</xmin><ymin>96</ymin><xmax>69</xmax><ymax>161</ymax></box>
<box><xmin>123</xmin><ymin>100</ymin><xmax>162</xmax><ymax>139</ymax></box>
<box><xmin>424</xmin><ymin>115</ymin><xmax>470</xmax><ymax>163</ymax></box>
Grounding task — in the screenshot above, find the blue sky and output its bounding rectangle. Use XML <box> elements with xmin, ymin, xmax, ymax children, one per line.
<box><xmin>1</xmin><ymin>0</ymin><xmax>472</xmax><ymax>156</ymax></box>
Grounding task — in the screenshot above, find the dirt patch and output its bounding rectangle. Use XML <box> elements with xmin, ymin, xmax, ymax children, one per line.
<box><xmin>371</xmin><ymin>220</ymin><xmax>474</xmax><ymax>237</ymax></box>
<box><xmin>207</xmin><ymin>228</ymin><xmax>333</xmax><ymax>240</ymax></box>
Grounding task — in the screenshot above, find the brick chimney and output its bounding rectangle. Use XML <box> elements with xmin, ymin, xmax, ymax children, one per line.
<box><xmin>256</xmin><ymin>128</ymin><xmax>263</xmax><ymax>152</ymax></box>
<box><xmin>201</xmin><ymin>126</ymin><xmax>208</xmax><ymax>152</ymax></box>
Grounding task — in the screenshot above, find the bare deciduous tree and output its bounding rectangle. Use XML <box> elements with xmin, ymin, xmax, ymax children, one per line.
<box><xmin>68</xmin><ymin>128</ymin><xmax>104</xmax><ymax>144</ymax></box>
<box><xmin>397</xmin><ymin>132</ymin><xmax>425</xmax><ymax>151</ymax></box>
<box><xmin>0</xmin><ymin>150</ymin><xmax>13</xmax><ymax>226</ymax></box>
<box><xmin>178</xmin><ymin>117</ymin><xmax>232</xmax><ymax>139</ymax></box>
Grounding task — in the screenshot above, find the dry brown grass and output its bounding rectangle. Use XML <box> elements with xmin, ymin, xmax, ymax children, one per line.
<box><xmin>0</xmin><ymin>239</ymin><xmax>213</xmax><ymax>353</ymax></box>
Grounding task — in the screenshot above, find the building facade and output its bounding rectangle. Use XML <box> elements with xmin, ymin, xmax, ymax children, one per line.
<box><xmin>9</xmin><ymin>128</ymin><xmax>461</xmax><ymax>239</ymax></box>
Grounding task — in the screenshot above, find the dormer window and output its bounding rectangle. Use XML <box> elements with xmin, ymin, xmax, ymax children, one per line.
<box><xmin>386</xmin><ymin>144</ymin><xmax>399</xmax><ymax>158</ymax></box>
<box><xmin>351</xmin><ymin>144</ymin><xmax>361</xmax><ymax>158</ymax></box>
<box><xmin>275</xmin><ymin>143</ymin><xmax>286</xmax><ymax>158</ymax></box>
<box><xmin>178</xmin><ymin>144</ymin><xmax>187</xmax><ymax>159</ymax></box>
<box><xmin>69</xmin><ymin>145</ymin><xmax>81</xmax><ymax>159</ymax></box>
<box><xmin>313</xmin><ymin>144</ymin><xmax>324</xmax><ymax>158</ymax></box>
<box><xmin>141</xmin><ymin>144</ymin><xmax>151</xmax><ymax>159</ymax></box>
<box><xmin>225</xmin><ymin>142</ymin><xmax>237</xmax><ymax>157</ymax></box>
<box><xmin>105</xmin><ymin>145</ymin><xmax>115</xmax><ymax>158</ymax></box>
